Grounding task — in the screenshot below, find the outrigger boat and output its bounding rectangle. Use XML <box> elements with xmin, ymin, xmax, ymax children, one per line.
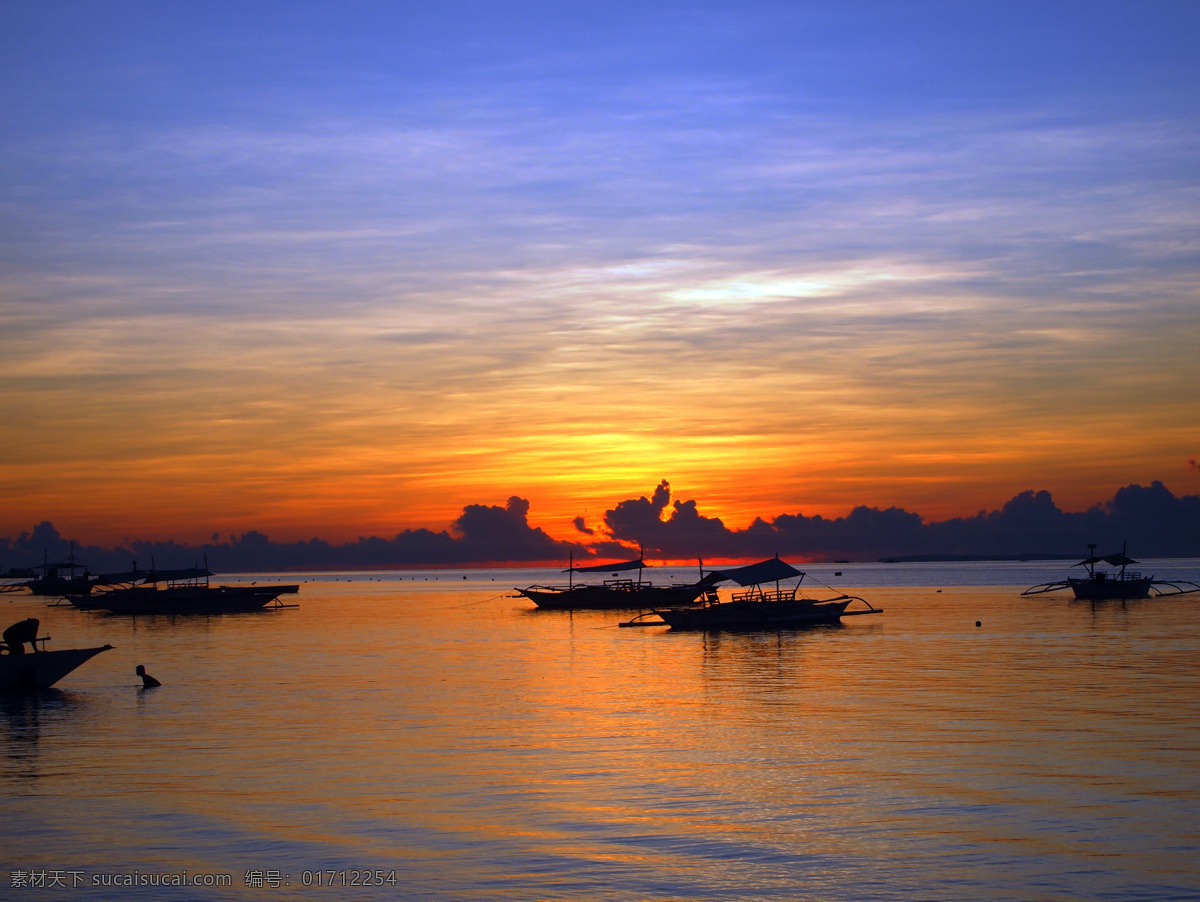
<box><xmin>15</xmin><ymin>549</ymin><xmax>97</xmax><ymax>597</ymax></box>
<box><xmin>516</xmin><ymin>553</ymin><xmax>710</xmax><ymax>611</ymax></box>
<box><xmin>1</xmin><ymin>626</ymin><xmax>112</xmax><ymax>691</ymax></box>
<box><xmin>624</xmin><ymin>557</ymin><xmax>881</xmax><ymax>630</ymax></box>
<box><xmin>65</xmin><ymin>562</ymin><xmax>299</xmax><ymax>615</ymax></box>
<box><xmin>1022</xmin><ymin>543</ymin><xmax>1200</xmax><ymax>600</ymax></box>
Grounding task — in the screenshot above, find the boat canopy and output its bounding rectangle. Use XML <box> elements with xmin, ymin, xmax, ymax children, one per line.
<box><xmin>704</xmin><ymin>557</ymin><xmax>804</xmax><ymax>587</ymax></box>
<box><xmin>38</xmin><ymin>560</ymin><xmax>90</xmax><ymax>571</ymax></box>
<box><xmin>95</xmin><ymin>567</ymin><xmax>152</xmax><ymax>585</ymax></box>
<box><xmin>1074</xmin><ymin>552</ymin><xmax>1138</xmax><ymax>567</ymax></box>
<box><xmin>565</xmin><ymin>558</ymin><xmax>648</xmax><ymax>574</ymax></box>
<box><xmin>1102</xmin><ymin>552</ymin><xmax>1138</xmax><ymax>566</ymax></box>
<box><xmin>145</xmin><ymin>567</ymin><xmax>214</xmax><ymax>583</ymax></box>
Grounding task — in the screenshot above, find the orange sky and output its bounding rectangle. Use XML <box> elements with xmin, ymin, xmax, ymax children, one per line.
<box><xmin>3</xmin><ymin>6</ymin><xmax>1199</xmax><ymax>547</ymax></box>
<box><xmin>3</xmin><ymin>287</ymin><xmax>1197</xmax><ymax>546</ymax></box>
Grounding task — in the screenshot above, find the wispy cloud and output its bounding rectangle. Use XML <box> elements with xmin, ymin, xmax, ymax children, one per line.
<box><xmin>2</xmin><ymin>3</ymin><xmax>1199</xmax><ymax>542</ymax></box>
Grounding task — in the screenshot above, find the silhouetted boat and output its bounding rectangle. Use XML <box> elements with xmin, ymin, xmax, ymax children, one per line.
<box><xmin>516</xmin><ymin>554</ymin><xmax>710</xmax><ymax>610</ymax></box>
<box><xmin>627</xmin><ymin>557</ymin><xmax>881</xmax><ymax>630</ymax></box>
<box><xmin>1022</xmin><ymin>543</ymin><xmax>1200</xmax><ymax>600</ymax></box>
<box><xmin>0</xmin><ymin>641</ymin><xmax>113</xmax><ymax>691</ymax></box>
<box><xmin>19</xmin><ymin>550</ymin><xmax>96</xmax><ymax>596</ymax></box>
<box><xmin>68</xmin><ymin>564</ymin><xmax>299</xmax><ymax>614</ymax></box>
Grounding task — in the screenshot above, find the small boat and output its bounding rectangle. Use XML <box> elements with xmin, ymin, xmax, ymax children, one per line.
<box><xmin>1</xmin><ymin>628</ymin><xmax>113</xmax><ymax>691</ymax></box>
<box><xmin>1022</xmin><ymin>543</ymin><xmax>1200</xmax><ymax>600</ymax></box>
<box><xmin>70</xmin><ymin>563</ymin><xmax>299</xmax><ymax>615</ymax></box>
<box><xmin>628</xmin><ymin>557</ymin><xmax>881</xmax><ymax>631</ymax></box>
<box><xmin>18</xmin><ymin>550</ymin><xmax>97</xmax><ymax>596</ymax></box>
<box><xmin>516</xmin><ymin>553</ymin><xmax>710</xmax><ymax>610</ymax></box>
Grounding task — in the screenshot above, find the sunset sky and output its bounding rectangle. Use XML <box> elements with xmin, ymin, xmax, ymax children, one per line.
<box><xmin>2</xmin><ymin>2</ymin><xmax>1199</xmax><ymax>547</ymax></box>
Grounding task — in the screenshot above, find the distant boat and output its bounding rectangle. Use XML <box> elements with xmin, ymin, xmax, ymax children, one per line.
<box><xmin>19</xmin><ymin>550</ymin><xmax>97</xmax><ymax>596</ymax></box>
<box><xmin>1022</xmin><ymin>543</ymin><xmax>1200</xmax><ymax>600</ymax></box>
<box><xmin>0</xmin><ymin>635</ymin><xmax>113</xmax><ymax>691</ymax></box>
<box><xmin>629</xmin><ymin>557</ymin><xmax>882</xmax><ymax>631</ymax></box>
<box><xmin>516</xmin><ymin>553</ymin><xmax>710</xmax><ymax>610</ymax></box>
<box><xmin>67</xmin><ymin>562</ymin><xmax>299</xmax><ymax>615</ymax></box>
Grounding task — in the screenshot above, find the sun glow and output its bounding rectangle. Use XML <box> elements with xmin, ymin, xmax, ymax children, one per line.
<box><xmin>3</xmin><ymin>6</ymin><xmax>1199</xmax><ymax>550</ymax></box>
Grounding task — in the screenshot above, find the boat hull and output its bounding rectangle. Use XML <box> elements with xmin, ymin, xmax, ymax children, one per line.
<box><xmin>518</xmin><ymin>584</ymin><xmax>706</xmax><ymax>611</ymax></box>
<box><xmin>1069</xmin><ymin>576</ymin><xmax>1153</xmax><ymax>600</ymax></box>
<box><xmin>26</xmin><ymin>577</ymin><xmax>95</xmax><ymax>596</ymax></box>
<box><xmin>89</xmin><ymin>585</ymin><xmax>299</xmax><ymax>615</ymax></box>
<box><xmin>0</xmin><ymin>645</ymin><xmax>113</xmax><ymax>691</ymax></box>
<box><xmin>64</xmin><ymin>594</ymin><xmax>108</xmax><ymax>611</ymax></box>
<box><xmin>656</xmin><ymin>598</ymin><xmax>852</xmax><ymax>631</ymax></box>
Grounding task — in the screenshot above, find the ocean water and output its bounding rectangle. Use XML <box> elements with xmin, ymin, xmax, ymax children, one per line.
<box><xmin>3</xmin><ymin>560</ymin><xmax>1200</xmax><ymax>901</ymax></box>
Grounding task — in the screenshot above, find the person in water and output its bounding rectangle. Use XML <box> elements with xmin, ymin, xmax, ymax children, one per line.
<box><xmin>135</xmin><ymin>664</ymin><xmax>161</xmax><ymax>688</ymax></box>
<box><xmin>2</xmin><ymin>618</ymin><xmax>41</xmax><ymax>654</ymax></box>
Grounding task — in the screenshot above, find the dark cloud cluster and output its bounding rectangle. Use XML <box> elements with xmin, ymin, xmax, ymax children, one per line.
<box><xmin>600</xmin><ymin>480</ymin><xmax>1200</xmax><ymax>561</ymax></box>
<box><xmin>3</xmin><ymin>481</ymin><xmax>1198</xmax><ymax>574</ymax></box>
<box><xmin>0</xmin><ymin>497</ymin><xmax>574</xmax><ymax>574</ymax></box>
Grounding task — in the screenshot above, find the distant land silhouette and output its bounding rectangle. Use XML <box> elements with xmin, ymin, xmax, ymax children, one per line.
<box><xmin>2</xmin><ymin>480</ymin><xmax>1198</xmax><ymax>572</ymax></box>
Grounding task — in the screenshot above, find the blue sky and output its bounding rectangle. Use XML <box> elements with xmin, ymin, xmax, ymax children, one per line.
<box><xmin>2</xmin><ymin>1</ymin><xmax>1199</xmax><ymax>544</ymax></box>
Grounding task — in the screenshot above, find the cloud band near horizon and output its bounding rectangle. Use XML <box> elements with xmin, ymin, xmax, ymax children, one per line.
<box><xmin>3</xmin><ymin>479</ymin><xmax>1197</xmax><ymax>574</ymax></box>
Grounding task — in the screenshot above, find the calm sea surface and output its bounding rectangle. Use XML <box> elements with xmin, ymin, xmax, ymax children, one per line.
<box><xmin>3</xmin><ymin>560</ymin><xmax>1200</xmax><ymax>901</ymax></box>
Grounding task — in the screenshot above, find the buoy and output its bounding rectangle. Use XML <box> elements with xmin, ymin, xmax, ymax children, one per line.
<box><xmin>975</xmin><ymin>621</ymin><xmax>981</xmax><ymax>627</ymax></box>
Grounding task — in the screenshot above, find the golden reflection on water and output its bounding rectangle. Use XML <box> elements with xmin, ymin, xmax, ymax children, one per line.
<box><xmin>1</xmin><ymin>577</ymin><xmax>1199</xmax><ymax>899</ymax></box>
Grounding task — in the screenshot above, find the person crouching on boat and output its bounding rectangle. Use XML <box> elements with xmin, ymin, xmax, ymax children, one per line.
<box><xmin>2</xmin><ymin>618</ymin><xmax>41</xmax><ymax>654</ymax></box>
